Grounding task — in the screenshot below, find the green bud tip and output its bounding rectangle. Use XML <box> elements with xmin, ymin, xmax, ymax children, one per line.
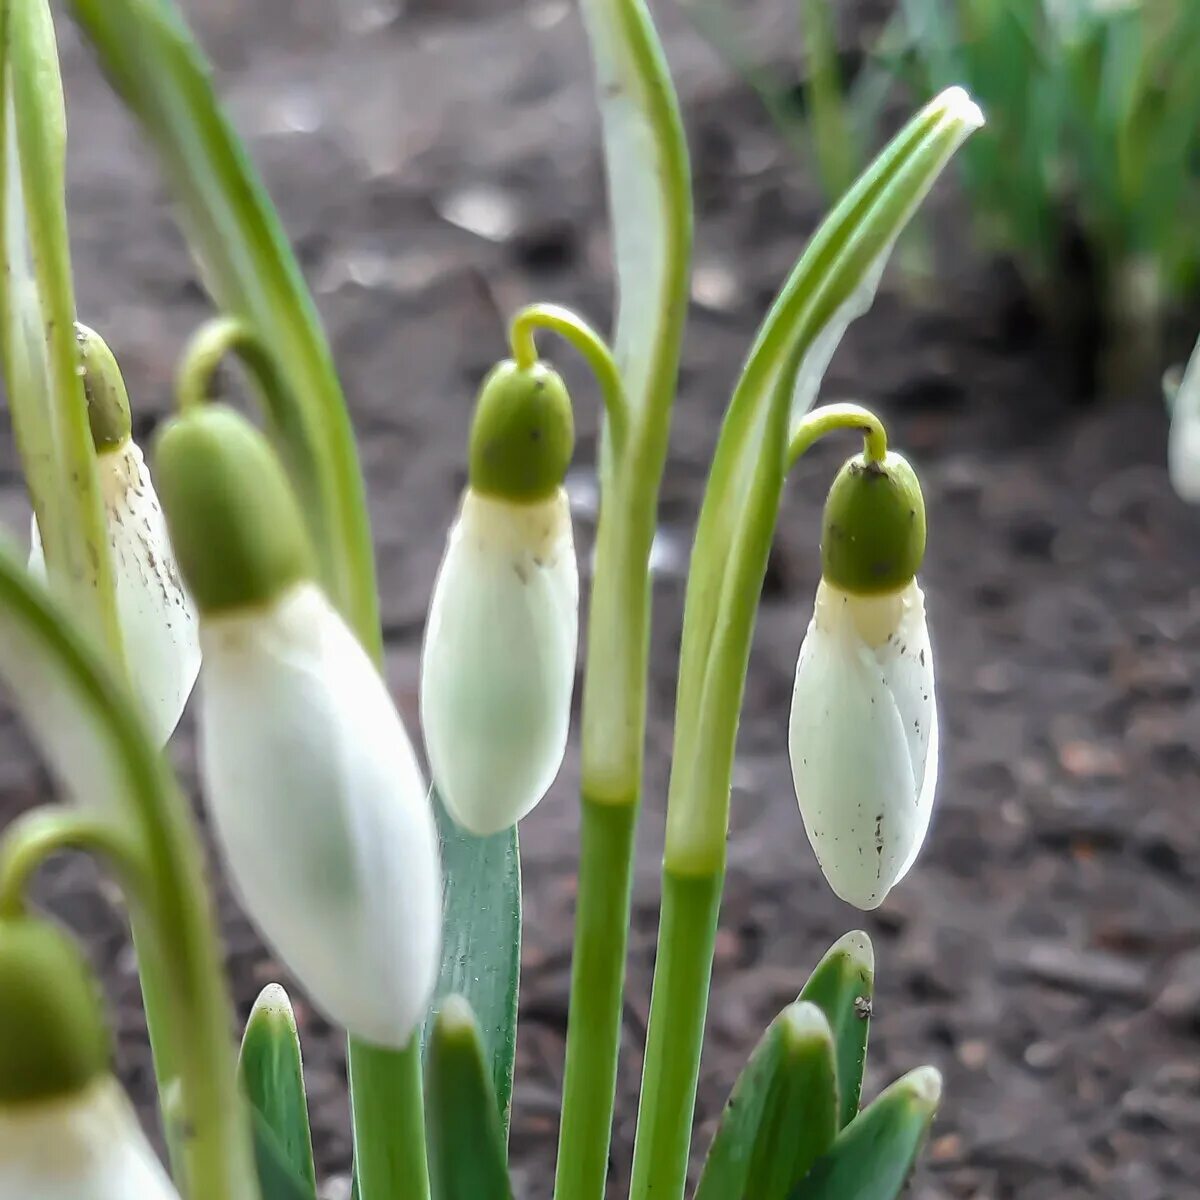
<box><xmin>155</xmin><ymin>404</ymin><xmax>314</xmax><ymax>615</ymax></box>
<box><xmin>0</xmin><ymin>915</ymin><xmax>110</xmax><ymax>1105</ymax></box>
<box><xmin>821</xmin><ymin>450</ymin><xmax>926</xmax><ymax>595</ymax></box>
<box><xmin>76</xmin><ymin>324</ymin><xmax>132</xmax><ymax>452</ymax></box>
<box><xmin>468</xmin><ymin>359</ymin><xmax>574</xmax><ymax>502</ymax></box>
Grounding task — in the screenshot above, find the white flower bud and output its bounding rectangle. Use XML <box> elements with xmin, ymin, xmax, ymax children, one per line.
<box><xmin>199</xmin><ymin>582</ymin><xmax>441</xmax><ymax>1048</ymax></box>
<box><xmin>30</xmin><ymin>438</ymin><xmax>200</xmax><ymax>745</ymax></box>
<box><xmin>421</xmin><ymin>488</ymin><xmax>578</xmax><ymax>835</ymax></box>
<box><xmin>0</xmin><ymin>1077</ymin><xmax>179</xmax><ymax>1200</ymax></box>
<box><xmin>788</xmin><ymin>578</ymin><xmax>938</xmax><ymax>909</ymax></box>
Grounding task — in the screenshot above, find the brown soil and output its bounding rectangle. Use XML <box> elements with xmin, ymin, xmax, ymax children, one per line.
<box><xmin>2</xmin><ymin>3</ymin><xmax>1198</xmax><ymax>1198</ymax></box>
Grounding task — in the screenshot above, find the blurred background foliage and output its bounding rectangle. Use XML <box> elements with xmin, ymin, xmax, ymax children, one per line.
<box><xmin>687</xmin><ymin>0</ymin><xmax>1200</xmax><ymax>399</ymax></box>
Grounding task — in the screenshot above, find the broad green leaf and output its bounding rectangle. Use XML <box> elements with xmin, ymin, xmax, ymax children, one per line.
<box><xmin>250</xmin><ymin>1106</ymin><xmax>318</xmax><ymax>1200</ymax></box>
<box><xmin>790</xmin><ymin>1066</ymin><xmax>943</xmax><ymax>1200</ymax></box>
<box><xmin>667</xmin><ymin>87</ymin><xmax>983</xmax><ymax>872</ymax></box>
<box><xmin>239</xmin><ymin>984</ymin><xmax>317</xmax><ymax>1195</ymax></box>
<box><xmin>0</xmin><ymin>0</ymin><xmax>119</xmax><ymax>654</ymax></box>
<box><xmin>425</xmin><ymin>788</ymin><xmax>521</xmax><ymax>1138</ymax></box>
<box><xmin>798</xmin><ymin>930</ymin><xmax>874</xmax><ymax>1127</ymax></box>
<box><xmin>695</xmin><ymin>1001</ymin><xmax>839</xmax><ymax>1200</ymax></box>
<box><xmin>425</xmin><ymin>996</ymin><xmax>515</xmax><ymax>1200</ymax></box>
<box><xmin>66</xmin><ymin>0</ymin><xmax>380</xmax><ymax>655</ymax></box>
<box><xmin>0</xmin><ymin>545</ymin><xmax>257</xmax><ymax>1199</ymax></box>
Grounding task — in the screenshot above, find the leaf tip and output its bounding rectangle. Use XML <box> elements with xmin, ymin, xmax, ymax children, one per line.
<box><xmin>900</xmin><ymin>1064</ymin><xmax>943</xmax><ymax>1112</ymax></box>
<box><xmin>934</xmin><ymin>85</ymin><xmax>985</xmax><ymax>132</ymax></box>
<box><xmin>830</xmin><ymin>928</ymin><xmax>875</xmax><ymax>976</ymax></box>
<box><xmin>780</xmin><ymin>1000</ymin><xmax>835</xmax><ymax>1051</ymax></box>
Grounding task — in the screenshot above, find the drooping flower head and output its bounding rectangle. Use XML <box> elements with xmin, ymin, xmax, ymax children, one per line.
<box><xmin>789</xmin><ymin>449</ymin><xmax>937</xmax><ymax>909</ymax></box>
<box><xmin>29</xmin><ymin>326</ymin><xmax>200</xmax><ymax>746</ymax></box>
<box><xmin>422</xmin><ymin>359</ymin><xmax>579</xmax><ymax>836</ymax></box>
<box><xmin>0</xmin><ymin>915</ymin><xmax>180</xmax><ymax>1199</ymax></box>
<box><xmin>156</xmin><ymin>405</ymin><xmax>441</xmax><ymax>1048</ymax></box>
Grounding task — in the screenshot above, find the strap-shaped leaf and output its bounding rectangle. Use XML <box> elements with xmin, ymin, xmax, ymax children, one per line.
<box><xmin>695</xmin><ymin>1001</ymin><xmax>838</xmax><ymax>1200</ymax></box>
<box><xmin>66</xmin><ymin>0</ymin><xmax>380</xmax><ymax>655</ymax></box>
<box><xmin>0</xmin><ymin>0</ymin><xmax>119</xmax><ymax>654</ymax></box>
<box><xmin>425</xmin><ymin>789</ymin><xmax>521</xmax><ymax>1139</ymax></box>
<box><xmin>790</xmin><ymin>1066</ymin><xmax>942</xmax><ymax>1200</ymax></box>
<box><xmin>239</xmin><ymin>984</ymin><xmax>317</xmax><ymax>1195</ymax></box>
<box><xmin>798</xmin><ymin>930</ymin><xmax>874</xmax><ymax>1128</ymax></box>
<box><xmin>578</xmin><ymin>0</ymin><xmax>691</xmax><ymax>424</ymax></box>
<box><xmin>250</xmin><ymin>1107</ymin><xmax>318</xmax><ymax>1200</ymax></box>
<box><xmin>425</xmin><ymin>996</ymin><xmax>515</xmax><ymax>1200</ymax></box>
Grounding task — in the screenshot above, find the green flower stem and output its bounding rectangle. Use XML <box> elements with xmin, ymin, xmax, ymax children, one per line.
<box><xmin>0</xmin><ymin>554</ymin><xmax>258</xmax><ymax>1200</ymax></box>
<box><xmin>349</xmin><ymin>1036</ymin><xmax>431</xmax><ymax>1200</ymax></box>
<box><xmin>0</xmin><ymin>807</ymin><xmax>145</xmax><ymax>919</ymax></box>
<box><xmin>175</xmin><ymin>316</ymin><xmax>279</xmax><ymax>415</ymax></box>
<box><xmin>787</xmin><ymin>403</ymin><xmax>887</xmax><ymax>467</ymax></box>
<box><xmin>508</xmin><ymin>304</ymin><xmax>629</xmax><ymax>450</ymax></box>
<box><xmin>0</xmin><ymin>0</ymin><xmax>121</xmax><ymax>662</ymax></box>
<box><xmin>629</xmin><ymin>405</ymin><xmax>888</xmax><ymax>1200</ymax></box>
<box><xmin>628</xmin><ymin>869</ymin><xmax>723</xmax><ymax>1200</ymax></box>
<box><xmin>553</xmin><ymin>0</ymin><xmax>692</xmax><ymax>1192</ymax></box>
<box><xmin>553</xmin><ymin>798</ymin><xmax>637</xmax><ymax>1200</ymax></box>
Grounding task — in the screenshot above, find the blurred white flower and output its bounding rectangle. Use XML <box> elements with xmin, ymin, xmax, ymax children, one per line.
<box><xmin>0</xmin><ymin>1077</ymin><xmax>179</xmax><ymax>1200</ymax></box>
<box><xmin>1168</xmin><ymin>334</ymin><xmax>1200</xmax><ymax>504</ymax></box>
<box><xmin>200</xmin><ymin>581</ymin><xmax>441</xmax><ymax>1048</ymax></box>
<box><xmin>788</xmin><ymin>577</ymin><xmax>938</xmax><ymax>910</ymax></box>
<box><xmin>422</xmin><ymin>487</ymin><xmax>578</xmax><ymax>835</ymax></box>
<box><xmin>30</xmin><ymin>438</ymin><xmax>200</xmax><ymax>744</ymax></box>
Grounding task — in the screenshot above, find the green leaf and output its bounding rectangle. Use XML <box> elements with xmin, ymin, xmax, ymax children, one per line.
<box><xmin>695</xmin><ymin>1001</ymin><xmax>839</xmax><ymax>1200</ymax></box>
<box><xmin>0</xmin><ymin>0</ymin><xmax>120</xmax><ymax>655</ymax></box>
<box><xmin>425</xmin><ymin>788</ymin><xmax>521</xmax><ymax>1139</ymax></box>
<box><xmin>425</xmin><ymin>996</ymin><xmax>515</xmax><ymax>1200</ymax></box>
<box><xmin>798</xmin><ymin>930</ymin><xmax>874</xmax><ymax>1127</ymax></box>
<box><xmin>250</xmin><ymin>1106</ymin><xmax>319</xmax><ymax>1200</ymax></box>
<box><xmin>578</xmin><ymin>0</ymin><xmax>691</xmax><ymax>425</ymax></box>
<box><xmin>239</xmin><ymin>984</ymin><xmax>317</xmax><ymax>1194</ymax></box>
<box><xmin>790</xmin><ymin>1065</ymin><xmax>942</xmax><ymax>1200</ymax></box>
<box><xmin>65</xmin><ymin>0</ymin><xmax>380</xmax><ymax>656</ymax></box>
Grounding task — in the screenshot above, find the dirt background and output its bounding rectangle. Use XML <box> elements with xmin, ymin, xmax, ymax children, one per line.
<box><xmin>2</xmin><ymin>2</ymin><xmax>1199</xmax><ymax>1198</ymax></box>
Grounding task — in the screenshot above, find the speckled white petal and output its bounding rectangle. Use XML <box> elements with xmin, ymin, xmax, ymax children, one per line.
<box><xmin>200</xmin><ymin>583</ymin><xmax>441</xmax><ymax>1049</ymax></box>
<box><xmin>788</xmin><ymin>579</ymin><xmax>937</xmax><ymax>909</ymax></box>
<box><xmin>421</xmin><ymin>488</ymin><xmax>578</xmax><ymax>836</ymax></box>
<box><xmin>0</xmin><ymin>1078</ymin><xmax>179</xmax><ymax>1200</ymax></box>
<box><xmin>30</xmin><ymin>439</ymin><xmax>200</xmax><ymax>745</ymax></box>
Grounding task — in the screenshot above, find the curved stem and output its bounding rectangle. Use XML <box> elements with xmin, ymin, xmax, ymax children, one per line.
<box><xmin>0</xmin><ymin>807</ymin><xmax>146</xmax><ymax>919</ymax></box>
<box><xmin>508</xmin><ymin>303</ymin><xmax>629</xmax><ymax>451</ymax></box>
<box><xmin>175</xmin><ymin>316</ymin><xmax>285</xmax><ymax>419</ymax></box>
<box><xmin>788</xmin><ymin>402</ymin><xmax>887</xmax><ymax>467</ymax></box>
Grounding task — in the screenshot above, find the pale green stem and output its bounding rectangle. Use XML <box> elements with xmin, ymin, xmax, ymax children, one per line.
<box><xmin>630</xmin><ymin>405</ymin><xmax>891</xmax><ymax>1200</ymax></box>
<box><xmin>508</xmin><ymin>303</ymin><xmax>630</xmax><ymax>450</ymax></box>
<box><xmin>0</xmin><ymin>807</ymin><xmax>145</xmax><ymax>919</ymax></box>
<box><xmin>787</xmin><ymin>402</ymin><xmax>887</xmax><ymax>467</ymax></box>
<box><xmin>349</xmin><ymin>1037</ymin><xmax>430</xmax><ymax>1200</ymax></box>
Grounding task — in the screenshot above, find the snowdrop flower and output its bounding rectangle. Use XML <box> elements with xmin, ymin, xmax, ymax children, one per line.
<box><xmin>1167</xmin><ymin>334</ymin><xmax>1200</xmax><ymax>504</ymax></box>
<box><xmin>789</xmin><ymin>450</ymin><xmax>937</xmax><ymax>909</ymax></box>
<box><xmin>29</xmin><ymin>327</ymin><xmax>200</xmax><ymax>745</ymax></box>
<box><xmin>0</xmin><ymin>915</ymin><xmax>179</xmax><ymax>1200</ymax></box>
<box><xmin>422</xmin><ymin>359</ymin><xmax>578</xmax><ymax>836</ymax></box>
<box><xmin>156</xmin><ymin>405</ymin><xmax>441</xmax><ymax>1048</ymax></box>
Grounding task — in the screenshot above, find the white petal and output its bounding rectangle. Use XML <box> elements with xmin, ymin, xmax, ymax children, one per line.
<box><xmin>1169</xmin><ymin>333</ymin><xmax>1200</xmax><ymax>503</ymax></box>
<box><xmin>422</xmin><ymin>488</ymin><xmax>578</xmax><ymax>835</ymax></box>
<box><xmin>200</xmin><ymin>583</ymin><xmax>441</xmax><ymax>1048</ymax></box>
<box><xmin>788</xmin><ymin>579</ymin><xmax>937</xmax><ymax>909</ymax></box>
<box><xmin>29</xmin><ymin>439</ymin><xmax>200</xmax><ymax>745</ymax></box>
<box><xmin>0</xmin><ymin>1078</ymin><xmax>179</xmax><ymax>1200</ymax></box>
